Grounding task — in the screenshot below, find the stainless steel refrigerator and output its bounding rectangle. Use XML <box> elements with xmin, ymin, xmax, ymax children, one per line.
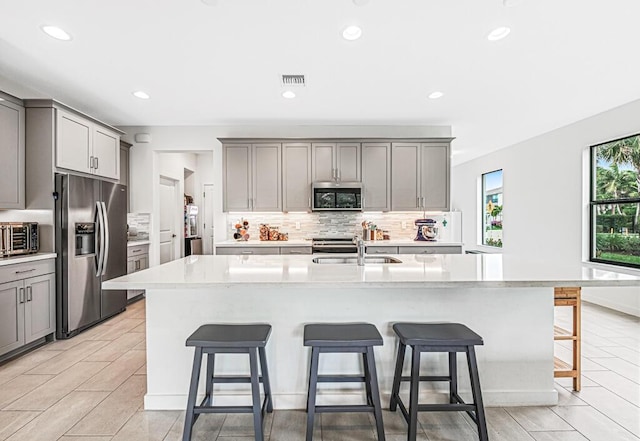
<box><xmin>55</xmin><ymin>174</ymin><xmax>127</xmax><ymax>339</ymax></box>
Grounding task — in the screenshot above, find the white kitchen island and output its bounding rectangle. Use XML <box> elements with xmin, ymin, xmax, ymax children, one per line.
<box><xmin>102</xmin><ymin>254</ymin><xmax>640</xmax><ymax>411</ymax></box>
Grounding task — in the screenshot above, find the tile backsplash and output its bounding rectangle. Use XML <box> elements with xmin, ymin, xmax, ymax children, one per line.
<box><xmin>127</xmin><ymin>213</ymin><xmax>150</xmax><ymax>240</ymax></box>
<box><xmin>226</xmin><ymin>211</ymin><xmax>462</xmax><ymax>242</ymax></box>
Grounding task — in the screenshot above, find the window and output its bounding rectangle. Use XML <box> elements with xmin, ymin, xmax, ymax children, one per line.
<box><xmin>590</xmin><ymin>134</ymin><xmax>640</xmax><ymax>269</ymax></box>
<box><xmin>482</xmin><ymin>169</ymin><xmax>503</xmax><ymax>247</ymax></box>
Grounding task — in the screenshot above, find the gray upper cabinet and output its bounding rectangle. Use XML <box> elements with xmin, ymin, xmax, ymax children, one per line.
<box><xmin>56</xmin><ymin>109</ymin><xmax>121</xmax><ymax>180</ymax></box>
<box><xmin>283</xmin><ymin>142</ymin><xmax>312</xmax><ymax>212</ymax></box>
<box><xmin>361</xmin><ymin>143</ymin><xmax>391</xmax><ymax>211</ymax></box>
<box><xmin>312</xmin><ymin>143</ymin><xmax>361</xmax><ymax>182</ymax></box>
<box><xmin>223</xmin><ymin>143</ymin><xmax>281</xmax><ymax>212</ymax></box>
<box><xmin>0</xmin><ymin>98</ymin><xmax>25</xmax><ymax>209</ymax></box>
<box><xmin>420</xmin><ymin>143</ymin><xmax>449</xmax><ymax>211</ymax></box>
<box><xmin>391</xmin><ymin>142</ymin><xmax>450</xmax><ymax>211</ymax></box>
<box><xmin>391</xmin><ymin>143</ymin><xmax>421</xmax><ymax>211</ymax></box>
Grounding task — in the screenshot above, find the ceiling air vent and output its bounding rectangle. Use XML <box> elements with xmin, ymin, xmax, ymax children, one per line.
<box><xmin>281</xmin><ymin>74</ymin><xmax>306</xmax><ymax>87</ymax></box>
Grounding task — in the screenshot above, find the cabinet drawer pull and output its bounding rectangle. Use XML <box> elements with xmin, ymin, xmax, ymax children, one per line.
<box><xmin>132</xmin><ymin>249</ymin><xmax>142</xmax><ymax>253</ymax></box>
<box><xmin>241</xmin><ymin>251</ymin><xmax>254</xmax><ymax>255</ymax></box>
<box><xmin>15</xmin><ymin>268</ymin><xmax>36</xmax><ymax>274</ymax></box>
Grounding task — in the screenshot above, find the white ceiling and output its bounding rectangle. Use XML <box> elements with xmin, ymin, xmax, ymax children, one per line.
<box><xmin>2</xmin><ymin>0</ymin><xmax>640</xmax><ymax>164</ymax></box>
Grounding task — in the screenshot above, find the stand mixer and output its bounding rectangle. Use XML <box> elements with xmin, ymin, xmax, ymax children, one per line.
<box><xmin>414</xmin><ymin>218</ymin><xmax>439</xmax><ymax>241</ymax></box>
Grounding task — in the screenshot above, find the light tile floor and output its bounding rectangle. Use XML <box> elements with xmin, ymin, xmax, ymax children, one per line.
<box><xmin>0</xmin><ymin>299</ymin><xmax>638</xmax><ymax>440</ymax></box>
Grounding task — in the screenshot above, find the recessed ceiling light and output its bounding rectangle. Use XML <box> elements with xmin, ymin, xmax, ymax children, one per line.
<box><xmin>282</xmin><ymin>90</ymin><xmax>296</xmax><ymax>99</ymax></box>
<box><xmin>132</xmin><ymin>91</ymin><xmax>150</xmax><ymax>100</ymax></box>
<box><xmin>41</xmin><ymin>25</ymin><xmax>72</xmax><ymax>41</ymax></box>
<box><xmin>428</xmin><ymin>91</ymin><xmax>444</xmax><ymax>100</ymax></box>
<box><xmin>342</xmin><ymin>25</ymin><xmax>362</xmax><ymax>41</ymax></box>
<box><xmin>487</xmin><ymin>26</ymin><xmax>511</xmax><ymax>41</ymax></box>
<box><xmin>503</xmin><ymin>0</ymin><xmax>523</xmax><ymax>6</ymax></box>
<box><xmin>352</xmin><ymin>0</ymin><xmax>370</xmax><ymax>5</ymax></box>
<box><xmin>0</xmin><ymin>98</ymin><xmax>4</xmax><ymax>101</ymax></box>
<box><xmin>201</xmin><ymin>0</ymin><xmax>217</xmax><ymax>5</ymax></box>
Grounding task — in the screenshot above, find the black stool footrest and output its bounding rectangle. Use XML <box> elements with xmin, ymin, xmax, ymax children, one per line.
<box><xmin>317</xmin><ymin>375</ymin><xmax>366</xmax><ymax>383</ymax></box>
<box><xmin>399</xmin><ymin>375</ymin><xmax>451</xmax><ymax>382</ymax></box>
<box><xmin>211</xmin><ymin>375</ymin><xmax>267</xmax><ymax>384</ymax></box>
<box><xmin>194</xmin><ymin>405</ymin><xmax>253</xmax><ymax>414</ymax></box>
<box><xmin>316</xmin><ymin>404</ymin><xmax>377</xmax><ymax>413</ymax></box>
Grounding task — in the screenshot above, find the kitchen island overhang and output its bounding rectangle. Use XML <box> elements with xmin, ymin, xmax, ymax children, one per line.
<box><xmin>103</xmin><ymin>254</ymin><xmax>640</xmax><ymax>411</ymax></box>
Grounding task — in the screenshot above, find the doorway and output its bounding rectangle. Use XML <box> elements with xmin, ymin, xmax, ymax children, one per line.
<box><xmin>202</xmin><ymin>183</ymin><xmax>215</xmax><ymax>254</ymax></box>
<box><xmin>159</xmin><ymin>176</ymin><xmax>179</xmax><ymax>264</ymax></box>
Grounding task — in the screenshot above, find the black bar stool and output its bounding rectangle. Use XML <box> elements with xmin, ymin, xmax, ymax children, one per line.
<box><xmin>183</xmin><ymin>324</ymin><xmax>273</xmax><ymax>441</ymax></box>
<box><xmin>389</xmin><ymin>322</ymin><xmax>488</xmax><ymax>441</ymax></box>
<box><xmin>304</xmin><ymin>323</ymin><xmax>386</xmax><ymax>441</ymax></box>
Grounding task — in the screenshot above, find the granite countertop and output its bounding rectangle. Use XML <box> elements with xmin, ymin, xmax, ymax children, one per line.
<box><xmin>0</xmin><ymin>253</ymin><xmax>57</xmax><ymax>267</ymax></box>
<box><xmin>102</xmin><ymin>253</ymin><xmax>640</xmax><ymax>290</ymax></box>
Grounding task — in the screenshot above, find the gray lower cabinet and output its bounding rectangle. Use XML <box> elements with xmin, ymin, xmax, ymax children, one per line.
<box><xmin>0</xmin><ymin>97</ymin><xmax>25</xmax><ymax>209</ymax></box>
<box><xmin>366</xmin><ymin>245</ymin><xmax>399</xmax><ymax>254</ymax></box>
<box><xmin>279</xmin><ymin>247</ymin><xmax>312</xmax><ymax>255</ymax></box>
<box><xmin>397</xmin><ymin>246</ymin><xmax>462</xmax><ymax>254</ymax></box>
<box><xmin>365</xmin><ymin>245</ymin><xmax>462</xmax><ymax>254</ymax></box>
<box><xmin>0</xmin><ymin>260</ymin><xmax>55</xmax><ymax>358</ymax></box>
<box><xmin>127</xmin><ymin>244</ymin><xmax>149</xmax><ymax>300</ymax></box>
<box><xmin>216</xmin><ymin>246</ymin><xmax>311</xmax><ymax>255</ymax></box>
<box><xmin>216</xmin><ymin>246</ymin><xmax>280</xmax><ymax>255</ymax></box>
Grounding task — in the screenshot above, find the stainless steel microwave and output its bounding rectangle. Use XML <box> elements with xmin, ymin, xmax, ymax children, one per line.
<box><xmin>312</xmin><ymin>182</ymin><xmax>362</xmax><ymax>211</ymax></box>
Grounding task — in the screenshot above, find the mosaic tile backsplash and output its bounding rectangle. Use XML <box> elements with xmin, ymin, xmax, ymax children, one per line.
<box><xmin>127</xmin><ymin>213</ymin><xmax>151</xmax><ymax>240</ymax></box>
<box><xmin>225</xmin><ymin>211</ymin><xmax>462</xmax><ymax>242</ymax></box>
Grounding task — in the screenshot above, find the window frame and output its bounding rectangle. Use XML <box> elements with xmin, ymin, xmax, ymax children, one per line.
<box><xmin>481</xmin><ymin>169</ymin><xmax>503</xmax><ymax>248</ymax></box>
<box><xmin>589</xmin><ymin>134</ymin><xmax>640</xmax><ymax>270</ymax></box>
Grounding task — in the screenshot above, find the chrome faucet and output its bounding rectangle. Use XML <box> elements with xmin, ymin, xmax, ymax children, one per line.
<box><xmin>354</xmin><ymin>236</ymin><xmax>365</xmax><ymax>266</ymax></box>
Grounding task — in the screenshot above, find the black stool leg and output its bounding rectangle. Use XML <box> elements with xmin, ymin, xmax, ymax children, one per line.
<box><xmin>366</xmin><ymin>346</ymin><xmax>386</xmax><ymax>441</ymax></box>
<box><xmin>466</xmin><ymin>346</ymin><xmax>488</xmax><ymax>441</ymax></box>
<box><xmin>183</xmin><ymin>347</ymin><xmax>203</xmax><ymax>441</ymax></box>
<box><xmin>205</xmin><ymin>353</ymin><xmax>215</xmax><ymax>406</ymax></box>
<box><xmin>363</xmin><ymin>351</ymin><xmax>373</xmax><ymax>406</ymax></box>
<box><xmin>258</xmin><ymin>347</ymin><xmax>273</xmax><ymax>413</ymax></box>
<box><xmin>389</xmin><ymin>342</ymin><xmax>406</xmax><ymax>411</ymax></box>
<box><xmin>408</xmin><ymin>346</ymin><xmax>421</xmax><ymax>441</ymax></box>
<box><xmin>448</xmin><ymin>352</ymin><xmax>458</xmax><ymax>404</ymax></box>
<box><xmin>306</xmin><ymin>346</ymin><xmax>320</xmax><ymax>441</ymax></box>
<box><xmin>249</xmin><ymin>348</ymin><xmax>264</xmax><ymax>441</ymax></box>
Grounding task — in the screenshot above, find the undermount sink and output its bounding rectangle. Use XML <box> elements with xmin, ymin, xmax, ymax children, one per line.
<box><xmin>312</xmin><ymin>256</ymin><xmax>402</xmax><ymax>264</ymax></box>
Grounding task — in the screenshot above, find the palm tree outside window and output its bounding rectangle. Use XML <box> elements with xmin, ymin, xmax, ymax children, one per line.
<box><xmin>591</xmin><ymin>134</ymin><xmax>640</xmax><ymax>269</ymax></box>
<box><xmin>482</xmin><ymin>169</ymin><xmax>503</xmax><ymax>247</ymax></box>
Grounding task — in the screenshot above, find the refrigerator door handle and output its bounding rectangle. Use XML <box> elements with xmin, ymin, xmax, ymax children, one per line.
<box><xmin>101</xmin><ymin>201</ymin><xmax>110</xmax><ymax>276</ymax></box>
<box><xmin>95</xmin><ymin>201</ymin><xmax>105</xmax><ymax>276</ymax></box>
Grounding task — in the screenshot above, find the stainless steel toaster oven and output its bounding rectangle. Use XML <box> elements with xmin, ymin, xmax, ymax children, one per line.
<box><xmin>0</xmin><ymin>222</ymin><xmax>39</xmax><ymax>256</ymax></box>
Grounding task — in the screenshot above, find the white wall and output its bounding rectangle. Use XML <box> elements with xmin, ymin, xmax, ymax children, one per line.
<box><xmin>451</xmin><ymin>98</ymin><xmax>640</xmax><ymax>316</ymax></box>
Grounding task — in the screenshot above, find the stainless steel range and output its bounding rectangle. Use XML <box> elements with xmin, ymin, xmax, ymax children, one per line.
<box><xmin>311</xmin><ymin>237</ymin><xmax>357</xmax><ymax>254</ymax></box>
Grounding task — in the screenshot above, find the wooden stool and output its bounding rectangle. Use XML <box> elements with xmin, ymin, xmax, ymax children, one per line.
<box><xmin>389</xmin><ymin>322</ymin><xmax>488</xmax><ymax>441</ymax></box>
<box><xmin>183</xmin><ymin>324</ymin><xmax>273</xmax><ymax>441</ymax></box>
<box><xmin>304</xmin><ymin>323</ymin><xmax>386</xmax><ymax>441</ymax></box>
<box><xmin>554</xmin><ymin>287</ymin><xmax>581</xmax><ymax>391</ymax></box>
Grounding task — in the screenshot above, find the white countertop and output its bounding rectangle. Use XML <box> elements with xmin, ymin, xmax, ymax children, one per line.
<box><xmin>0</xmin><ymin>253</ymin><xmax>57</xmax><ymax>266</ymax></box>
<box><xmin>364</xmin><ymin>239</ymin><xmax>463</xmax><ymax>247</ymax></box>
<box><xmin>214</xmin><ymin>239</ymin><xmax>462</xmax><ymax>247</ymax></box>
<box><xmin>102</xmin><ymin>254</ymin><xmax>640</xmax><ymax>290</ymax></box>
<box><xmin>215</xmin><ymin>239</ymin><xmax>311</xmax><ymax>247</ymax></box>
<box><xmin>127</xmin><ymin>240</ymin><xmax>151</xmax><ymax>247</ymax></box>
